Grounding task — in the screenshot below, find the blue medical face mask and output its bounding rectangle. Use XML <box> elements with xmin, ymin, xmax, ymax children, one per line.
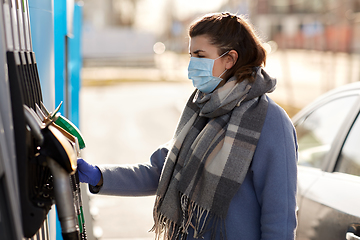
<box><xmin>188</xmin><ymin>51</ymin><xmax>229</xmax><ymax>93</ymax></box>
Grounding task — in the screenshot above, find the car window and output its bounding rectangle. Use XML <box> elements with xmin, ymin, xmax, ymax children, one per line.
<box><xmin>295</xmin><ymin>96</ymin><xmax>357</xmax><ymax>168</ymax></box>
<box><xmin>335</xmin><ymin>113</ymin><xmax>360</xmax><ymax>176</ymax></box>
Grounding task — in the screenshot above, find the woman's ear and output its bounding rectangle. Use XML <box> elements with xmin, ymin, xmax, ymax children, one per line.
<box><xmin>225</xmin><ymin>50</ymin><xmax>238</xmax><ymax>69</ymax></box>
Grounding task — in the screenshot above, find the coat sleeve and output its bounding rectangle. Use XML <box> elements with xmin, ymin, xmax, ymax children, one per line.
<box><xmin>94</xmin><ymin>145</ymin><xmax>168</xmax><ymax>196</ymax></box>
<box><xmin>252</xmin><ymin>98</ymin><xmax>298</xmax><ymax>240</ymax></box>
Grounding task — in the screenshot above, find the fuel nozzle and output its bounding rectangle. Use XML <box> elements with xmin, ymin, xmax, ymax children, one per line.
<box><xmin>47</xmin><ymin>158</ymin><xmax>80</xmax><ymax>240</ymax></box>
<box><xmin>24</xmin><ymin>105</ymin><xmax>80</xmax><ymax>240</ymax></box>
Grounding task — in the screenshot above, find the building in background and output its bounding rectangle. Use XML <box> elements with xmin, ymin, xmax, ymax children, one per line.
<box><xmin>81</xmin><ymin>0</ymin><xmax>228</xmax><ymax>66</ymax></box>
<box><xmin>81</xmin><ymin>0</ymin><xmax>162</xmax><ymax>67</ymax></box>
<box><xmin>247</xmin><ymin>0</ymin><xmax>360</xmax><ymax>53</ymax></box>
<box><xmin>81</xmin><ymin>0</ymin><xmax>360</xmax><ymax>58</ymax></box>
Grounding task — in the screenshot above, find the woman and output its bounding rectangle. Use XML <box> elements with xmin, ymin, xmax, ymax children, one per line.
<box><xmin>78</xmin><ymin>12</ymin><xmax>298</xmax><ymax>240</ymax></box>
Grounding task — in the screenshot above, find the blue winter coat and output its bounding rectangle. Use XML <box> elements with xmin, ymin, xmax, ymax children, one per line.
<box><xmin>95</xmin><ymin>96</ymin><xmax>298</xmax><ymax>240</ymax></box>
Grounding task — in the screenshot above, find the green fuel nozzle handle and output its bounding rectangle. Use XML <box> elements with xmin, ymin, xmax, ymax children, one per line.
<box><xmin>55</xmin><ymin>114</ymin><xmax>86</xmax><ymax>149</ymax></box>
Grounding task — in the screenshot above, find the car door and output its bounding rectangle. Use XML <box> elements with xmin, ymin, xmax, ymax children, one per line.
<box><xmin>294</xmin><ymin>88</ymin><xmax>360</xmax><ymax>240</ymax></box>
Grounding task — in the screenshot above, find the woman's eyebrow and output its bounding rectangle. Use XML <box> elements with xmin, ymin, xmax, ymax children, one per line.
<box><xmin>189</xmin><ymin>49</ymin><xmax>205</xmax><ymax>55</ymax></box>
<box><xmin>193</xmin><ymin>50</ymin><xmax>205</xmax><ymax>54</ymax></box>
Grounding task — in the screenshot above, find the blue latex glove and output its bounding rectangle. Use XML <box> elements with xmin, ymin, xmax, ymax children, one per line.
<box><xmin>77</xmin><ymin>158</ymin><xmax>102</xmax><ymax>186</ymax></box>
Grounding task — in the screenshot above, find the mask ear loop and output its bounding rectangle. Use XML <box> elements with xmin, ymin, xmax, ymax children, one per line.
<box><xmin>215</xmin><ymin>50</ymin><xmax>230</xmax><ymax>60</ymax></box>
<box><xmin>215</xmin><ymin>51</ymin><xmax>230</xmax><ymax>78</ymax></box>
<box><xmin>218</xmin><ymin>69</ymin><xmax>227</xmax><ymax>78</ymax></box>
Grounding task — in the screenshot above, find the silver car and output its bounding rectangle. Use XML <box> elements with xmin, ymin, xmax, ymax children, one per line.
<box><xmin>293</xmin><ymin>82</ymin><xmax>360</xmax><ymax>240</ymax></box>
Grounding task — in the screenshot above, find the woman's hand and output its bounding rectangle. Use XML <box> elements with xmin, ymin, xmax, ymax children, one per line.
<box><xmin>77</xmin><ymin>158</ymin><xmax>102</xmax><ymax>186</ymax></box>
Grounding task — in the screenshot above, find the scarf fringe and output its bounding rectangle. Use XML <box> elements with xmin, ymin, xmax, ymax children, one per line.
<box><xmin>152</xmin><ymin>194</ymin><xmax>226</xmax><ymax>240</ymax></box>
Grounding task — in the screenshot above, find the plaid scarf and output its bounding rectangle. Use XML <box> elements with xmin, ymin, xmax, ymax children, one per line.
<box><xmin>152</xmin><ymin>68</ymin><xmax>276</xmax><ymax>240</ymax></box>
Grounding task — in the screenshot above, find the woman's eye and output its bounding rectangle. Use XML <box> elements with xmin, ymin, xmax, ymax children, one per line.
<box><xmin>189</xmin><ymin>53</ymin><xmax>205</xmax><ymax>58</ymax></box>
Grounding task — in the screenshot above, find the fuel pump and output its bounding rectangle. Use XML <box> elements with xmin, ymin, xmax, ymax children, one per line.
<box><xmin>1</xmin><ymin>0</ymin><xmax>88</xmax><ymax>238</ymax></box>
<box><xmin>24</xmin><ymin>103</ymin><xmax>87</xmax><ymax>240</ymax></box>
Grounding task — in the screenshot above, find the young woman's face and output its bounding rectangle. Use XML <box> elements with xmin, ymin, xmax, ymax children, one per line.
<box><xmin>189</xmin><ymin>35</ymin><xmax>227</xmax><ymax>78</ymax></box>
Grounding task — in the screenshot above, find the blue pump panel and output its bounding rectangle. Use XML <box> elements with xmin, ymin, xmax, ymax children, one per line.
<box><xmin>68</xmin><ymin>3</ymin><xmax>83</xmax><ymax>127</ymax></box>
<box><xmin>28</xmin><ymin>0</ymin><xmax>54</xmax><ymax>109</ymax></box>
<box><xmin>54</xmin><ymin>0</ymin><xmax>67</xmax><ymax>114</ymax></box>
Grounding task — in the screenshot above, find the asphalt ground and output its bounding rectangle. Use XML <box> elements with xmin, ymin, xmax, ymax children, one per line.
<box><xmin>80</xmin><ymin>82</ymin><xmax>191</xmax><ymax>240</ymax></box>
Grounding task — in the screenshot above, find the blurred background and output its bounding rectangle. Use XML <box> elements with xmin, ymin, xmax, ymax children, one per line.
<box><xmin>77</xmin><ymin>0</ymin><xmax>360</xmax><ymax>239</ymax></box>
<box><xmin>80</xmin><ymin>0</ymin><xmax>360</xmax><ymax>114</ymax></box>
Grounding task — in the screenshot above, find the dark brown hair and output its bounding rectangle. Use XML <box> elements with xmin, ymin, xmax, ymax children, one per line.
<box><xmin>189</xmin><ymin>12</ymin><xmax>266</xmax><ymax>83</ymax></box>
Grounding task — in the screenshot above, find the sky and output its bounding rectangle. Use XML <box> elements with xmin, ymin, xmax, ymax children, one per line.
<box><xmin>173</xmin><ymin>0</ymin><xmax>227</xmax><ymax>20</ymax></box>
<box><xmin>134</xmin><ymin>0</ymin><xmax>228</xmax><ymax>35</ymax></box>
